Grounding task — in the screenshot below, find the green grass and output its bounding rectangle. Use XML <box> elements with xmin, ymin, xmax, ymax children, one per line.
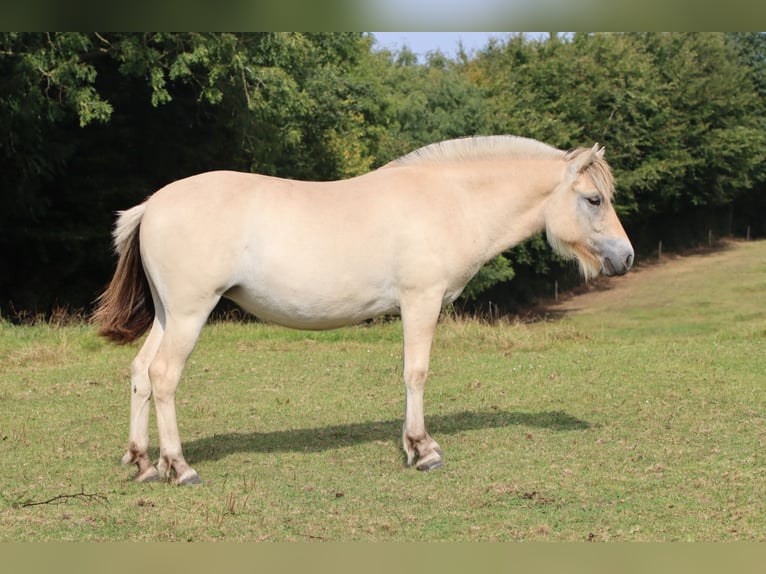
<box><xmin>1</xmin><ymin>240</ymin><xmax>765</xmax><ymax>541</ymax></box>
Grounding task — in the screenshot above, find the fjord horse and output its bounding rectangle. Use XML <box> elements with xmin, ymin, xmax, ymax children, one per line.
<box><xmin>93</xmin><ymin>135</ymin><xmax>634</xmax><ymax>484</ymax></box>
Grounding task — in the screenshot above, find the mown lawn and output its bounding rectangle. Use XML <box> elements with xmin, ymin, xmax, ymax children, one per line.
<box><xmin>1</xmin><ymin>240</ymin><xmax>764</xmax><ymax>541</ymax></box>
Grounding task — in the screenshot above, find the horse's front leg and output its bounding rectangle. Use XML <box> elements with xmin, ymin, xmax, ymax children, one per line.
<box><xmin>123</xmin><ymin>319</ymin><xmax>163</xmax><ymax>482</ymax></box>
<box><xmin>400</xmin><ymin>294</ymin><xmax>443</xmax><ymax>470</ymax></box>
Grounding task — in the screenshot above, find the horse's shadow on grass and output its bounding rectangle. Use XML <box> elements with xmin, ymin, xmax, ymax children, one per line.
<box><xmin>183</xmin><ymin>409</ymin><xmax>590</xmax><ymax>464</ymax></box>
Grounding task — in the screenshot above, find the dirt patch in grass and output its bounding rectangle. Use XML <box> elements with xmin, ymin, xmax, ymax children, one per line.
<box><xmin>532</xmin><ymin>239</ymin><xmax>761</xmax><ymax>317</ymax></box>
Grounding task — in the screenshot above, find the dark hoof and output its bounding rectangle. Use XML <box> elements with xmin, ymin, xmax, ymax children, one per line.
<box><xmin>135</xmin><ymin>467</ymin><xmax>161</xmax><ymax>483</ymax></box>
<box><xmin>139</xmin><ymin>473</ymin><xmax>163</xmax><ymax>483</ymax></box>
<box><xmin>416</xmin><ymin>455</ymin><xmax>444</xmax><ymax>471</ymax></box>
<box><xmin>177</xmin><ymin>471</ymin><xmax>203</xmax><ymax>486</ymax></box>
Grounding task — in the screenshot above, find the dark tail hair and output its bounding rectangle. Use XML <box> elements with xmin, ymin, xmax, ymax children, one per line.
<box><xmin>91</xmin><ymin>207</ymin><xmax>154</xmax><ymax>344</ymax></box>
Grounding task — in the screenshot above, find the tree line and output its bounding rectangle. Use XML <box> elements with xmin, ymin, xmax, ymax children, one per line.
<box><xmin>1</xmin><ymin>32</ymin><xmax>765</xmax><ymax>317</ymax></box>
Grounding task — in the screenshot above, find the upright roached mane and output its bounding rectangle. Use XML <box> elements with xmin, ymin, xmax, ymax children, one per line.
<box><xmin>388</xmin><ymin>135</ymin><xmax>614</xmax><ymax>202</ymax></box>
<box><xmin>387</xmin><ymin>135</ymin><xmax>563</xmax><ymax>166</ymax></box>
<box><xmin>93</xmin><ymin>134</ymin><xmax>634</xmax><ymax>485</ymax></box>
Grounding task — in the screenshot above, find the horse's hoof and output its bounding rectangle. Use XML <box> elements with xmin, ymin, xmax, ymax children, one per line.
<box><xmin>415</xmin><ymin>451</ymin><xmax>444</xmax><ymax>471</ymax></box>
<box><xmin>139</xmin><ymin>473</ymin><xmax>163</xmax><ymax>483</ymax></box>
<box><xmin>176</xmin><ymin>470</ymin><xmax>203</xmax><ymax>486</ymax></box>
<box><xmin>417</xmin><ymin>459</ymin><xmax>444</xmax><ymax>471</ymax></box>
<box><xmin>135</xmin><ymin>467</ymin><xmax>161</xmax><ymax>483</ymax></box>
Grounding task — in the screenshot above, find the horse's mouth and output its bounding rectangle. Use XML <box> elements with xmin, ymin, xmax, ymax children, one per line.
<box><xmin>595</xmin><ymin>236</ymin><xmax>634</xmax><ymax>277</ymax></box>
<box><xmin>601</xmin><ymin>252</ymin><xmax>633</xmax><ymax>276</ymax></box>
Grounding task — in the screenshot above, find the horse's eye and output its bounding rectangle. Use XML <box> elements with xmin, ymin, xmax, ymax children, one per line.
<box><xmin>586</xmin><ymin>195</ymin><xmax>602</xmax><ymax>207</ymax></box>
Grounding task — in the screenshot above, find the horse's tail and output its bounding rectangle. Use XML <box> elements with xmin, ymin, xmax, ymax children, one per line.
<box><xmin>91</xmin><ymin>203</ymin><xmax>154</xmax><ymax>344</ymax></box>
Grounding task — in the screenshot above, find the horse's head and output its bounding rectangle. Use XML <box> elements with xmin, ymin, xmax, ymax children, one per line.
<box><xmin>544</xmin><ymin>144</ymin><xmax>634</xmax><ymax>280</ymax></box>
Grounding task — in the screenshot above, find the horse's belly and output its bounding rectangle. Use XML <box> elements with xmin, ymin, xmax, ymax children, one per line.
<box><xmin>223</xmin><ymin>280</ymin><xmax>400</xmax><ymax>330</ymax></box>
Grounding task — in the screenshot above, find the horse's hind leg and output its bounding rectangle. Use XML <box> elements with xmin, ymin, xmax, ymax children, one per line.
<box><xmin>400</xmin><ymin>292</ymin><xmax>444</xmax><ymax>470</ymax></box>
<box><xmin>123</xmin><ymin>317</ymin><xmax>164</xmax><ymax>482</ymax></box>
<box><xmin>149</xmin><ymin>310</ymin><xmax>213</xmax><ymax>485</ymax></box>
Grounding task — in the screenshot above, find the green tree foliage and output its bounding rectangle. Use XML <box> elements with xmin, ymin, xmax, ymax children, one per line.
<box><xmin>0</xmin><ymin>32</ymin><xmax>374</xmax><ymax>312</ymax></box>
<box><xmin>344</xmin><ymin>45</ymin><xmax>487</xmax><ymax>165</ymax></box>
<box><xmin>468</xmin><ymin>33</ymin><xmax>765</xmax><ymax>215</ymax></box>
<box><xmin>725</xmin><ymin>32</ymin><xmax>766</xmax><ymax>238</ymax></box>
<box><xmin>1</xmin><ymin>32</ymin><xmax>765</xmax><ymax>316</ymax></box>
<box><xmin>463</xmin><ymin>32</ymin><xmax>766</xmax><ymax>302</ymax></box>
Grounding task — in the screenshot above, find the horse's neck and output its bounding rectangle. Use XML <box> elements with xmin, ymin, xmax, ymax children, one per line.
<box><xmin>453</xmin><ymin>159</ymin><xmax>565</xmax><ymax>260</ymax></box>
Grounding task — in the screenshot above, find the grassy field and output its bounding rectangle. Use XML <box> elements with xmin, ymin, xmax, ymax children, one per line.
<box><xmin>1</xmin><ymin>240</ymin><xmax>765</xmax><ymax>541</ymax></box>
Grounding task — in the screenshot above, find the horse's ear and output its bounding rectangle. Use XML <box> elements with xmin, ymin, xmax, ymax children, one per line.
<box><xmin>567</xmin><ymin>143</ymin><xmax>600</xmax><ymax>176</ymax></box>
<box><xmin>596</xmin><ymin>144</ymin><xmax>605</xmax><ymax>159</ymax></box>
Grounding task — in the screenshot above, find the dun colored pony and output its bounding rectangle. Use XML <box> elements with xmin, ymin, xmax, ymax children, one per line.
<box><xmin>93</xmin><ymin>135</ymin><xmax>634</xmax><ymax>485</ymax></box>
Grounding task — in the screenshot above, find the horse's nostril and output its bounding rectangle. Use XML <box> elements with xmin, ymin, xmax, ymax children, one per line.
<box><xmin>625</xmin><ymin>252</ymin><xmax>634</xmax><ymax>269</ymax></box>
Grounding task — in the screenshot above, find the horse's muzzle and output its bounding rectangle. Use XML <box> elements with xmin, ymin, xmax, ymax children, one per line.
<box><xmin>599</xmin><ymin>238</ymin><xmax>634</xmax><ymax>277</ymax></box>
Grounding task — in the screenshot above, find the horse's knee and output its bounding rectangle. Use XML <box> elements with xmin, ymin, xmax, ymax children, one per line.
<box><xmin>404</xmin><ymin>366</ymin><xmax>429</xmax><ymax>389</ymax></box>
<box><xmin>130</xmin><ymin>356</ymin><xmax>146</xmax><ymax>378</ymax></box>
<box><xmin>148</xmin><ymin>358</ymin><xmax>180</xmax><ymax>403</ymax></box>
<box><xmin>147</xmin><ymin>357</ymin><xmax>167</xmax><ymax>384</ymax></box>
<box><xmin>130</xmin><ymin>359</ymin><xmax>152</xmax><ymax>394</ymax></box>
